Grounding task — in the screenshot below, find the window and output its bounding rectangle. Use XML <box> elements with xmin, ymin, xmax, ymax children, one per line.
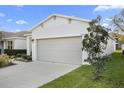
<box><xmin>7</xmin><ymin>41</ymin><xmax>13</xmax><ymax>49</ymax></box>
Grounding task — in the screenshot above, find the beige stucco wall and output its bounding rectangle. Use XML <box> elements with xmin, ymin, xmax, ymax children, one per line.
<box><xmin>32</xmin><ymin>16</ymin><xmax>89</xmax><ymax>39</ymax></box>
<box><xmin>104</xmin><ymin>38</ymin><xmax>115</xmax><ymax>55</ymax></box>
<box><xmin>121</xmin><ymin>44</ymin><xmax>124</xmax><ymax>50</ymax></box>
<box><xmin>14</xmin><ymin>39</ymin><xmax>26</xmax><ymax>49</ymax></box>
<box><xmin>4</xmin><ymin>39</ymin><xmax>26</xmax><ymax>49</ymax></box>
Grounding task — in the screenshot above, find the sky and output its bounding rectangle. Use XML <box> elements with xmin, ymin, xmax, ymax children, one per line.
<box><xmin>0</xmin><ymin>5</ymin><xmax>123</xmax><ymax>32</ymax></box>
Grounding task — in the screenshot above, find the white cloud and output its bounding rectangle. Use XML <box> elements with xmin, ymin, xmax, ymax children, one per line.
<box><xmin>103</xmin><ymin>18</ymin><xmax>112</xmax><ymax>23</ymax></box>
<box><xmin>15</xmin><ymin>29</ymin><xmax>21</xmax><ymax>32</ymax></box>
<box><xmin>102</xmin><ymin>23</ymin><xmax>109</xmax><ymax>27</ymax></box>
<box><xmin>102</xmin><ymin>17</ymin><xmax>113</xmax><ymax>28</ymax></box>
<box><xmin>15</xmin><ymin>5</ymin><xmax>24</xmax><ymax>8</ymax></box>
<box><xmin>105</xmin><ymin>18</ymin><xmax>112</xmax><ymax>21</ymax></box>
<box><xmin>16</xmin><ymin>20</ymin><xmax>28</xmax><ymax>25</ymax></box>
<box><xmin>0</xmin><ymin>13</ymin><xmax>6</xmax><ymax>17</ymax></box>
<box><xmin>94</xmin><ymin>5</ymin><xmax>124</xmax><ymax>12</ymax></box>
<box><xmin>7</xmin><ymin>19</ymin><xmax>13</xmax><ymax>22</ymax></box>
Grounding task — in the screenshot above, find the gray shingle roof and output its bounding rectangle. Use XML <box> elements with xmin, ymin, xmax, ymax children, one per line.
<box><xmin>0</xmin><ymin>30</ymin><xmax>31</xmax><ymax>38</ymax></box>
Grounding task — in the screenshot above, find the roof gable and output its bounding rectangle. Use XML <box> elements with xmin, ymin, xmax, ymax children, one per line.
<box><xmin>29</xmin><ymin>14</ymin><xmax>91</xmax><ymax>31</ymax></box>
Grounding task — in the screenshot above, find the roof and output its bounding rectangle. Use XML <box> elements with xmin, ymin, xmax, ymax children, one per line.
<box><xmin>29</xmin><ymin>14</ymin><xmax>91</xmax><ymax>31</ymax></box>
<box><xmin>0</xmin><ymin>30</ymin><xmax>31</xmax><ymax>39</ymax></box>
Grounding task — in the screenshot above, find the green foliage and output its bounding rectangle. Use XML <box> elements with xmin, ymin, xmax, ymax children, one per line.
<box><xmin>0</xmin><ymin>54</ymin><xmax>12</xmax><ymax>67</ymax></box>
<box><xmin>21</xmin><ymin>54</ymin><xmax>32</xmax><ymax>61</ymax></box>
<box><xmin>82</xmin><ymin>16</ymin><xmax>110</xmax><ymax>80</ymax></box>
<box><xmin>16</xmin><ymin>53</ymin><xmax>23</xmax><ymax>57</ymax></box>
<box><xmin>4</xmin><ymin>49</ymin><xmax>26</xmax><ymax>56</ymax></box>
<box><xmin>15</xmin><ymin>53</ymin><xmax>32</xmax><ymax>62</ymax></box>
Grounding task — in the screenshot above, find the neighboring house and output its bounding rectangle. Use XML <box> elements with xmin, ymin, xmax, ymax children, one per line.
<box><xmin>25</xmin><ymin>14</ymin><xmax>115</xmax><ymax>65</ymax></box>
<box><xmin>122</xmin><ymin>43</ymin><xmax>124</xmax><ymax>51</ymax></box>
<box><xmin>109</xmin><ymin>32</ymin><xmax>121</xmax><ymax>50</ymax></box>
<box><xmin>110</xmin><ymin>32</ymin><xmax>124</xmax><ymax>50</ymax></box>
<box><xmin>119</xmin><ymin>33</ymin><xmax>124</xmax><ymax>51</ymax></box>
<box><xmin>0</xmin><ymin>31</ymin><xmax>28</xmax><ymax>52</ymax></box>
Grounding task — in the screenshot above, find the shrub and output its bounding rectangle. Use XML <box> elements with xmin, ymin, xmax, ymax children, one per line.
<box><xmin>21</xmin><ymin>54</ymin><xmax>32</xmax><ymax>61</ymax></box>
<box><xmin>82</xmin><ymin>16</ymin><xmax>109</xmax><ymax>80</ymax></box>
<box><xmin>4</xmin><ymin>49</ymin><xmax>26</xmax><ymax>56</ymax></box>
<box><xmin>16</xmin><ymin>53</ymin><xmax>24</xmax><ymax>57</ymax></box>
<box><xmin>0</xmin><ymin>54</ymin><xmax>12</xmax><ymax>67</ymax></box>
<box><xmin>15</xmin><ymin>53</ymin><xmax>32</xmax><ymax>62</ymax></box>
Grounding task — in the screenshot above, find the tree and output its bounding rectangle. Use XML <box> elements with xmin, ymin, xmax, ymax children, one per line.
<box><xmin>110</xmin><ymin>32</ymin><xmax>124</xmax><ymax>43</ymax></box>
<box><xmin>110</xmin><ymin>9</ymin><xmax>124</xmax><ymax>33</ymax></box>
<box><xmin>82</xmin><ymin>16</ymin><xmax>110</xmax><ymax>80</ymax></box>
<box><xmin>118</xmin><ymin>35</ymin><xmax>124</xmax><ymax>43</ymax></box>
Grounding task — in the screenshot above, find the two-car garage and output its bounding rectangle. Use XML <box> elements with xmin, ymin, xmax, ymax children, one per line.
<box><xmin>30</xmin><ymin>14</ymin><xmax>115</xmax><ymax>65</ymax></box>
<box><xmin>37</xmin><ymin>36</ymin><xmax>82</xmax><ymax>65</ymax></box>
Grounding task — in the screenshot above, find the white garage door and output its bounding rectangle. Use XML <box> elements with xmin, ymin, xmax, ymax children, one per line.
<box><xmin>37</xmin><ymin>36</ymin><xmax>82</xmax><ymax>65</ymax></box>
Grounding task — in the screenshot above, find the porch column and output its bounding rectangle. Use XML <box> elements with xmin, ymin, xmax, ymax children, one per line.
<box><xmin>1</xmin><ymin>41</ymin><xmax>4</xmax><ymax>54</ymax></box>
<box><xmin>3</xmin><ymin>40</ymin><xmax>6</xmax><ymax>49</ymax></box>
<box><xmin>26</xmin><ymin>36</ymin><xmax>31</xmax><ymax>55</ymax></box>
<box><xmin>32</xmin><ymin>39</ymin><xmax>37</xmax><ymax>61</ymax></box>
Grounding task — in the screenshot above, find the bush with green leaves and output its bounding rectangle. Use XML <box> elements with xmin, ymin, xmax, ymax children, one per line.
<box><xmin>4</xmin><ymin>49</ymin><xmax>26</xmax><ymax>56</ymax></box>
<box><xmin>0</xmin><ymin>54</ymin><xmax>12</xmax><ymax>67</ymax></box>
<box><xmin>82</xmin><ymin>16</ymin><xmax>110</xmax><ymax>80</ymax></box>
<box><xmin>21</xmin><ymin>54</ymin><xmax>32</xmax><ymax>61</ymax></box>
<box><xmin>15</xmin><ymin>53</ymin><xmax>32</xmax><ymax>62</ymax></box>
<box><xmin>16</xmin><ymin>53</ymin><xmax>24</xmax><ymax>57</ymax></box>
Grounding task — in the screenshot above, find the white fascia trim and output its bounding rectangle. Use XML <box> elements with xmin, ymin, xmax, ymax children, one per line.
<box><xmin>29</xmin><ymin>14</ymin><xmax>91</xmax><ymax>32</ymax></box>
<box><xmin>24</xmin><ymin>33</ymin><xmax>32</xmax><ymax>36</ymax></box>
<box><xmin>3</xmin><ymin>37</ymin><xmax>26</xmax><ymax>40</ymax></box>
<box><xmin>33</xmin><ymin>34</ymin><xmax>82</xmax><ymax>40</ymax></box>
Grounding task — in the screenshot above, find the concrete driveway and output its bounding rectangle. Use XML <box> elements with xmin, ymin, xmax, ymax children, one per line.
<box><xmin>0</xmin><ymin>61</ymin><xmax>80</xmax><ymax>88</ymax></box>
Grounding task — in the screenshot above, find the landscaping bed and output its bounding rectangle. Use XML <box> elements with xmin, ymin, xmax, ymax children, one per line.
<box><xmin>40</xmin><ymin>51</ymin><xmax>124</xmax><ymax>88</ymax></box>
<box><xmin>15</xmin><ymin>54</ymin><xmax>32</xmax><ymax>62</ymax></box>
<box><xmin>0</xmin><ymin>62</ymin><xmax>16</xmax><ymax>68</ymax></box>
<box><xmin>1</xmin><ymin>49</ymin><xmax>32</xmax><ymax>63</ymax></box>
<box><xmin>0</xmin><ymin>54</ymin><xmax>16</xmax><ymax>68</ymax></box>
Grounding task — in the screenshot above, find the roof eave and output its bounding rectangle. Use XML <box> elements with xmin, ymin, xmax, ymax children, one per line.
<box><xmin>3</xmin><ymin>37</ymin><xmax>26</xmax><ymax>40</ymax></box>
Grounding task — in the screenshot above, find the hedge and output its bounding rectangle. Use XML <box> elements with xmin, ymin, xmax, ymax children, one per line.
<box><xmin>3</xmin><ymin>49</ymin><xmax>26</xmax><ymax>56</ymax></box>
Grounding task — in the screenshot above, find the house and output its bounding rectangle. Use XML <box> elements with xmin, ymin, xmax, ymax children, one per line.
<box><xmin>0</xmin><ymin>31</ymin><xmax>28</xmax><ymax>52</ymax></box>
<box><xmin>25</xmin><ymin>14</ymin><xmax>115</xmax><ymax>65</ymax></box>
<box><xmin>122</xmin><ymin>44</ymin><xmax>124</xmax><ymax>51</ymax></box>
<box><xmin>119</xmin><ymin>33</ymin><xmax>124</xmax><ymax>51</ymax></box>
<box><xmin>110</xmin><ymin>32</ymin><xmax>124</xmax><ymax>50</ymax></box>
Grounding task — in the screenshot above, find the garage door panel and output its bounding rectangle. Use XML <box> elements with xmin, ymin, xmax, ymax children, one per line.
<box><xmin>37</xmin><ymin>36</ymin><xmax>82</xmax><ymax>65</ymax></box>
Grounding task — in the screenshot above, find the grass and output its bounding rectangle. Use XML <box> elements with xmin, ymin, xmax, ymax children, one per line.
<box><xmin>40</xmin><ymin>51</ymin><xmax>124</xmax><ymax>88</ymax></box>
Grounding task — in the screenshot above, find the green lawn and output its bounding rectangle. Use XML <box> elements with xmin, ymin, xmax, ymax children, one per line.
<box><xmin>40</xmin><ymin>51</ymin><xmax>124</xmax><ymax>88</ymax></box>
